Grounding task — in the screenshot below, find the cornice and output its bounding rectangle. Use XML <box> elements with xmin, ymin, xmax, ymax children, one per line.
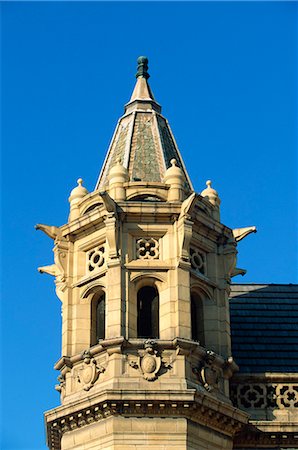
<box><xmin>234</xmin><ymin>422</ymin><xmax>298</xmax><ymax>447</ymax></box>
<box><xmin>45</xmin><ymin>389</ymin><xmax>248</xmax><ymax>450</ymax></box>
<box><xmin>231</xmin><ymin>372</ymin><xmax>298</xmax><ymax>383</ymax></box>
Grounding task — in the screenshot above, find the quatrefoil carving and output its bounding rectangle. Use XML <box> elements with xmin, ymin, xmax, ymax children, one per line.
<box><xmin>87</xmin><ymin>245</ymin><xmax>105</xmax><ymax>272</ymax></box>
<box><xmin>136</xmin><ymin>238</ymin><xmax>159</xmax><ymax>260</ymax></box>
<box><xmin>190</xmin><ymin>248</ymin><xmax>206</xmax><ymax>275</ymax></box>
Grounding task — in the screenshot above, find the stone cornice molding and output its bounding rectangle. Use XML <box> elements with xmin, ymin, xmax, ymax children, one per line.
<box><xmin>232</xmin><ymin>372</ymin><xmax>298</xmax><ymax>383</ymax></box>
<box><xmin>234</xmin><ymin>422</ymin><xmax>298</xmax><ymax>447</ymax></box>
<box><xmin>45</xmin><ymin>389</ymin><xmax>249</xmax><ymax>450</ymax></box>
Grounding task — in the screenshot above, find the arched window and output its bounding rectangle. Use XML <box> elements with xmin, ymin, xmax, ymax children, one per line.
<box><xmin>91</xmin><ymin>293</ymin><xmax>105</xmax><ymax>345</ymax></box>
<box><xmin>191</xmin><ymin>293</ymin><xmax>205</xmax><ymax>345</ymax></box>
<box><xmin>137</xmin><ymin>286</ymin><xmax>159</xmax><ymax>339</ymax></box>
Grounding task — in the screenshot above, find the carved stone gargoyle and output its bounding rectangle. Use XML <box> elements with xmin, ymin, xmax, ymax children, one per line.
<box><xmin>35</xmin><ymin>223</ymin><xmax>61</xmax><ymax>241</ymax></box>
<box><xmin>229</xmin><ymin>226</ymin><xmax>257</xmax><ymax>277</ymax></box>
<box><xmin>36</xmin><ymin>223</ymin><xmax>68</xmax><ymax>300</ymax></box>
<box><xmin>232</xmin><ymin>226</ymin><xmax>257</xmax><ymax>242</ymax></box>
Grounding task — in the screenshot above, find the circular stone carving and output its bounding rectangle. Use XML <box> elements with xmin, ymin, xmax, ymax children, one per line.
<box><xmin>141</xmin><ymin>355</ymin><xmax>156</xmax><ymax>374</ymax></box>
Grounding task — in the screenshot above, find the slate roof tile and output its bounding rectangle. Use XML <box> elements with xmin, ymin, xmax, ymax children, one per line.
<box><xmin>229</xmin><ymin>284</ymin><xmax>298</xmax><ymax>373</ymax></box>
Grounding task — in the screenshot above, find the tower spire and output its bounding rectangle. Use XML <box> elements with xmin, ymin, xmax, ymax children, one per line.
<box><xmin>127</xmin><ymin>56</ymin><xmax>157</xmax><ymax>105</ymax></box>
<box><xmin>96</xmin><ymin>57</ymin><xmax>193</xmax><ymax>192</ymax></box>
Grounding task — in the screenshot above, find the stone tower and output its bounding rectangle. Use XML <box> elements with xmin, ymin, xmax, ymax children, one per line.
<box><xmin>39</xmin><ymin>57</ymin><xmax>255</xmax><ymax>450</ymax></box>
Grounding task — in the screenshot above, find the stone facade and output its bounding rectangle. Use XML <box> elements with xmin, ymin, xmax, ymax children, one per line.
<box><xmin>38</xmin><ymin>57</ymin><xmax>297</xmax><ymax>449</ymax></box>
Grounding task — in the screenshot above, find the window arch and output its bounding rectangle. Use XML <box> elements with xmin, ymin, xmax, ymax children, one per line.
<box><xmin>191</xmin><ymin>293</ymin><xmax>205</xmax><ymax>345</ymax></box>
<box><xmin>137</xmin><ymin>286</ymin><xmax>159</xmax><ymax>339</ymax></box>
<box><xmin>91</xmin><ymin>293</ymin><xmax>105</xmax><ymax>345</ymax></box>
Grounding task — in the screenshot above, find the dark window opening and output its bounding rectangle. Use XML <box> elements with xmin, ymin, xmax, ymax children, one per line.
<box><xmin>84</xmin><ymin>203</ymin><xmax>102</xmax><ymax>214</ymax></box>
<box><xmin>191</xmin><ymin>294</ymin><xmax>205</xmax><ymax>345</ymax></box>
<box><xmin>129</xmin><ymin>194</ymin><xmax>163</xmax><ymax>202</ymax></box>
<box><xmin>91</xmin><ymin>293</ymin><xmax>105</xmax><ymax>345</ymax></box>
<box><xmin>137</xmin><ymin>286</ymin><xmax>159</xmax><ymax>338</ymax></box>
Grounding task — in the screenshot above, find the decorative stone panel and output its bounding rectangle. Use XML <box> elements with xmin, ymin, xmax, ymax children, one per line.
<box><xmin>190</xmin><ymin>247</ymin><xmax>206</xmax><ymax>275</ymax></box>
<box><xmin>87</xmin><ymin>244</ymin><xmax>105</xmax><ymax>272</ymax></box>
<box><xmin>231</xmin><ymin>382</ymin><xmax>298</xmax><ymax>410</ymax></box>
<box><xmin>136</xmin><ymin>237</ymin><xmax>159</xmax><ymax>260</ymax></box>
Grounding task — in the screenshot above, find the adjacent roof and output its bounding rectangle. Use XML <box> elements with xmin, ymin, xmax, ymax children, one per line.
<box><xmin>95</xmin><ymin>57</ymin><xmax>193</xmax><ymax>192</ymax></box>
<box><xmin>230</xmin><ymin>284</ymin><xmax>298</xmax><ymax>373</ymax></box>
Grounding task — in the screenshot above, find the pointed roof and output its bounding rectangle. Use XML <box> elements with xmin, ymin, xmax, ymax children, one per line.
<box><xmin>95</xmin><ymin>57</ymin><xmax>193</xmax><ymax>192</ymax></box>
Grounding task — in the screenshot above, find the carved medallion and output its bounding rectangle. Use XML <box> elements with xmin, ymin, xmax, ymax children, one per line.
<box><xmin>77</xmin><ymin>351</ymin><xmax>105</xmax><ymax>391</ymax></box>
<box><xmin>193</xmin><ymin>351</ymin><xmax>220</xmax><ymax>392</ymax></box>
<box><xmin>129</xmin><ymin>340</ymin><xmax>162</xmax><ymax>381</ymax></box>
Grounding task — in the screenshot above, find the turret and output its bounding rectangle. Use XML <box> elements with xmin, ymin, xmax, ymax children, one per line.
<box><xmin>39</xmin><ymin>57</ymin><xmax>253</xmax><ymax>450</ymax></box>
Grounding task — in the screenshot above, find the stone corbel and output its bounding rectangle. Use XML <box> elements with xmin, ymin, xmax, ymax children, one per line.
<box><xmin>179</xmin><ymin>192</ymin><xmax>197</xmax><ymax>220</ymax></box>
<box><xmin>177</xmin><ymin>193</ymin><xmax>197</xmax><ymax>263</ymax></box>
<box><xmin>99</xmin><ymin>191</ymin><xmax>119</xmax><ymax>261</ymax></box>
<box><xmin>104</xmin><ymin>213</ymin><xmax>119</xmax><ymax>260</ymax></box>
<box><xmin>219</xmin><ymin>241</ymin><xmax>238</xmax><ymax>282</ymax></box>
<box><xmin>99</xmin><ymin>191</ymin><xmax>117</xmax><ymax>214</ymax></box>
<box><xmin>177</xmin><ymin>216</ymin><xmax>194</xmax><ymax>263</ymax></box>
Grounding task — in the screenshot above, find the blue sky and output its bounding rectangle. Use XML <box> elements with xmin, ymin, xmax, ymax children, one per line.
<box><xmin>1</xmin><ymin>2</ymin><xmax>297</xmax><ymax>449</ymax></box>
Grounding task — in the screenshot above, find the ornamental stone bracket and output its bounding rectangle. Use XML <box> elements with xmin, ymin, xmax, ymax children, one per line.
<box><xmin>99</xmin><ymin>191</ymin><xmax>120</xmax><ymax>262</ymax></box>
<box><xmin>177</xmin><ymin>215</ymin><xmax>194</xmax><ymax>264</ymax></box>
<box><xmin>129</xmin><ymin>339</ymin><xmax>170</xmax><ymax>381</ymax></box>
<box><xmin>76</xmin><ymin>350</ymin><xmax>105</xmax><ymax>391</ymax></box>
<box><xmin>37</xmin><ymin>239</ymin><xmax>69</xmax><ymax>302</ymax></box>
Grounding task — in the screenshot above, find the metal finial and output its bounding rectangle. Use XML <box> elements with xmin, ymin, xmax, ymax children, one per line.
<box><xmin>136</xmin><ymin>56</ymin><xmax>150</xmax><ymax>79</ymax></box>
